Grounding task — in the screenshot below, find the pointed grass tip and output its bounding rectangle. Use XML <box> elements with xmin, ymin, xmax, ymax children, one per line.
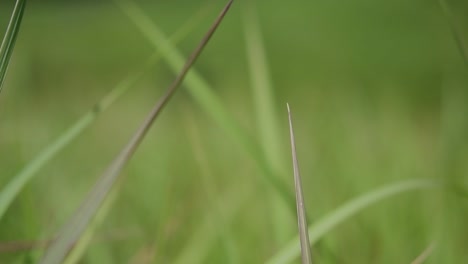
<box><xmin>287</xmin><ymin>103</ymin><xmax>313</xmax><ymax>264</ymax></box>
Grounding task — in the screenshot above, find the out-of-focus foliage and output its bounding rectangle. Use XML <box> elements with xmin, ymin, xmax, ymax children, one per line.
<box><xmin>0</xmin><ymin>0</ymin><xmax>467</xmax><ymax>263</ymax></box>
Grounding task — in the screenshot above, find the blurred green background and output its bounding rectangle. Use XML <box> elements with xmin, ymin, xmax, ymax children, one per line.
<box><xmin>0</xmin><ymin>0</ymin><xmax>467</xmax><ymax>263</ymax></box>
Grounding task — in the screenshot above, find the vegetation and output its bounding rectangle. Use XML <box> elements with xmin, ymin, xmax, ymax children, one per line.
<box><xmin>0</xmin><ymin>0</ymin><xmax>467</xmax><ymax>263</ymax></box>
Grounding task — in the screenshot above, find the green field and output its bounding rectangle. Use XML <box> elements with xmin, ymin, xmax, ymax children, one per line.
<box><xmin>0</xmin><ymin>0</ymin><xmax>467</xmax><ymax>263</ymax></box>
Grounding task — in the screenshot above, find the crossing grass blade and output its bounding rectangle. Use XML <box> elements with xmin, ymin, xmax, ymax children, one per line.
<box><xmin>39</xmin><ymin>2</ymin><xmax>233</xmax><ymax>263</ymax></box>
<box><xmin>115</xmin><ymin>0</ymin><xmax>296</xmax><ymax>211</ymax></box>
<box><xmin>266</xmin><ymin>179</ymin><xmax>440</xmax><ymax>264</ymax></box>
<box><xmin>287</xmin><ymin>104</ymin><xmax>313</xmax><ymax>264</ymax></box>
<box><xmin>0</xmin><ymin>0</ymin><xmax>26</xmax><ymax>93</ymax></box>
<box><xmin>0</xmin><ymin>6</ymin><xmax>206</xmax><ymax>221</ymax></box>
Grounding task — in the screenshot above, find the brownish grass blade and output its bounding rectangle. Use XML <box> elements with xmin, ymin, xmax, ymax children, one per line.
<box><xmin>287</xmin><ymin>103</ymin><xmax>313</xmax><ymax>264</ymax></box>
<box><xmin>39</xmin><ymin>1</ymin><xmax>233</xmax><ymax>263</ymax></box>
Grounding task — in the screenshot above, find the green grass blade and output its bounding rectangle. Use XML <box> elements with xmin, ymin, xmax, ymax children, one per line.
<box><xmin>0</xmin><ymin>0</ymin><xmax>26</xmax><ymax>93</ymax></box>
<box><xmin>410</xmin><ymin>242</ymin><xmax>437</xmax><ymax>264</ymax></box>
<box><xmin>242</xmin><ymin>1</ymin><xmax>284</xmax><ymax>175</ymax></box>
<box><xmin>115</xmin><ymin>0</ymin><xmax>296</xmax><ymax>211</ymax></box>
<box><xmin>242</xmin><ymin>1</ymin><xmax>295</xmax><ymax>245</ymax></box>
<box><xmin>62</xmin><ymin>182</ymin><xmax>121</xmax><ymax>264</ymax></box>
<box><xmin>287</xmin><ymin>104</ymin><xmax>312</xmax><ymax>264</ymax></box>
<box><xmin>0</xmin><ymin>61</ymin><xmax>144</xmax><ymax>220</ymax></box>
<box><xmin>39</xmin><ymin>2</ymin><xmax>233</xmax><ymax>263</ymax></box>
<box><xmin>438</xmin><ymin>0</ymin><xmax>468</xmax><ymax>67</ymax></box>
<box><xmin>266</xmin><ymin>179</ymin><xmax>440</xmax><ymax>264</ymax></box>
<box><xmin>0</xmin><ymin>6</ymin><xmax>204</xmax><ymax>220</ymax></box>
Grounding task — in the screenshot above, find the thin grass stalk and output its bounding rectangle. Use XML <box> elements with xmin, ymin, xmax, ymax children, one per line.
<box><xmin>115</xmin><ymin>0</ymin><xmax>296</xmax><ymax>210</ymax></box>
<box><xmin>287</xmin><ymin>104</ymin><xmax>312</xmax><ymax>264</ymax></box>
<box><xmin>438</xmin><ymin>0</ymin><xmax>468</xmax><ymax>67</ymax></box>
<box><xmin>242</xmin><ymin>1</ymin><xmax>295</xmax><ymax>244</ymax></box>
<box><xmin>0</xmin><ymin>0</ymin><xmax>27</xmax><ymax>92</ymax></box>
<box><xmin>39</xmin><ymin>2</ymin><xmax>233</xmax><ymax>263</ymax></box>
<box><xmin>0</xmin><ymin>6</ymin><xmax>206</xmax><ymax>220</ymax></box>
<box><xmin>410</xmin><ymin>242</ymin><xmax>437</xmax><ymax>264</ymax></box>
<box><xmin>266</xmin><ymin>179</ymin><xmax>439</xmax><ymax>264</ymax></box>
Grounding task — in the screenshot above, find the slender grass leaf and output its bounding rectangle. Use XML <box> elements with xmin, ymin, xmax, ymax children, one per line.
<box><xmin>411</xmin><ymin>242</ymin><xmax>436</xmax><ymax>264</ymax></box>
<box><xmin>287</xmin><ymin>104</ymin><xmax>312</xmax><ymax>264</ymax></box>
<box><xmin>62</xmin><ymin>181</ymin><xmax>120</xmax><ymax>264</ymax></box>
<box><xmin>115</xmin><ymin>0</ymin><xmax>296</xmax><ymax>210</ymax></box>
<box><xmin>39</xmin><ymin>2</ymin><xmax>233</xmax><ymax>263</ymax></box>
<box><xmin>242</xmin><ymin>1</ymin><xmax>284</xmax><ymax>175</ymax></box>
<box><xmin>266</xmin><ymin>179</ymin><xmax>440</xmax><ymax>264</ymax></box>
<box><xmin>0</xmin><ymin>0</ymin><xmax>26</xmax><ymax>93</ymax></box>
<box><xmin>242</xmin><ymin>1</ymin><xmax>294</xmax><ymax>244</ymax></box>
<box><xmin>438</xmin><ymin>0</ymin><xmax>468</xmax><ymax>67</ymax></box>
<box><xmin>0</xmin><ymin>6</ymin><xmax>206</xmax><ymax>220</ymax></box>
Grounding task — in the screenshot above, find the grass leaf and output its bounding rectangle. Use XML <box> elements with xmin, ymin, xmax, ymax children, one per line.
<box><xmin>410</xmin><ymin>242</ymin><xmax>437</xmax><ymax>264</ymax></box>
<box><xmin>266</xmin><ymin>179</ymin><xmax>439</xmax><ymax>264</ymax></box>
<box><xmin>242</xmin><ymin>1</ymin><xmax>295</xmax><ymax>244</ymax></box>
<box><xmin>39</xmin><ymin>2</ymin><xmax>233</xmax><ymax>263</ymax></box>
<box><xmin>287</xmin><ymin>104</ymin><xmax>313</xmax><ymax>264</ymax></box>
<box><xmin>0</xmin><ymin>0</ymin><xmax>26</xmax><ymax>92</ymax></box>
<box><xmin>115</xmin><ymin>0</ymin><xmax>296</xmax><ymax>210</ymax></box>
<box><xmin>0</xmin><ymin>5</ymin><xmax>205</xmax><ymax>220</ymax></box>
<box><xmin>438</xmin><ymin>0</ymin><xmax>468</xmax><ymax>67</ymax></box>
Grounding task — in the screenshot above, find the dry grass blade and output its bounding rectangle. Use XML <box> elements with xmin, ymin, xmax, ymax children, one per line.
<box><xmin>287</xmin><ymin>103</ymin><xmax>313</xmax><ymax>264</ymax></box>
<box><xmin>39</xmin><ymin>1</ymin><xmax>233</xmax><ymax>263</ymax></box>
<box><xmin>0</xmin><ymin>0</ymin><xmax>26</xmax><ymax>92</ymax></box>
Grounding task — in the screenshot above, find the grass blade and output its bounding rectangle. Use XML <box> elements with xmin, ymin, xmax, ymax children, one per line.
<box><xmin>287</xmin><ymin>104</ymin><xmax>312</xmax><ymax>264</ymax></box>
<box><xmin>242</xmin><ymin>1</ymin><xmax>294</xmax><ymax>244</ymax></box>
<box><xmin>411</xmin><ymin>242</ymin><xmax>437</xmax><ymax>264</ymax></box>
<box><xmin>243</xmin><ymin>0</ymin><xmax>284</xmax><ymax>176</ymax></box>
<box><xmin>39</xmin><ymin>2</ymin><xmax>233</xmax><ymax>263</ymax></box>
<box><xmin>0</xmin><ymin>0</ymin><xmax>26</xmax><ymax>93</ymax></box>
<box><xmin>115</xmin><ymin>0</ymin><xmax>296</xmax><ymax>210</ymax></box>
<box><xmin>0</xmin><ymin>6</ymin><xmax>205</xmax><ymax>220</ymax></box>
<box><xmin>438</xmin><ymin>0</ymin><xmax>468</xmax><ymax>67</ymax></box>
<box><xmin>266</xmin><ymin>179</ymin><xmax>439</xmax><ymax>264</ymax></box>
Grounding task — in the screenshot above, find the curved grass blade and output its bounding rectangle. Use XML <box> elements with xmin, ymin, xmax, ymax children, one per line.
<box><xmin>0</xmin><ymin>6</ymin><xmax>206</xmax><ymax>220</ymax></box>
<box><xmin>287</xmin><ymin>104</ymin><xmax>312</xmax><ymax>264</ymax></box>
<box><xmin>115</xmin><ymin>0</ymin><xmax>296</xmax><ymax>210</ymax></box>
<box><xmin>266</xmin><ymin>179</ymin><xmax>440</xmax><ymax>264</ymax></box>
<box><xmin>39</xmin><ymin>2</ymin><xmax>233</xmax><ymax>263</ymax></box>
<box><xmin>0</xmin><ymin>0</ymin><xmax>26</xmax><ymax>93</ymax></box>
